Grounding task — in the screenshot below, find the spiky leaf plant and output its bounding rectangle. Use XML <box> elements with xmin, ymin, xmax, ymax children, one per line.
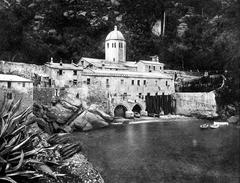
<box><xmin>0</xmin><ymin>97</ymin><xmax>62</xmax><ymax>183</ymax></box>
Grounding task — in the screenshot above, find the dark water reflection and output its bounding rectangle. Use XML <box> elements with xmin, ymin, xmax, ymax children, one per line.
<box><xmin>70</xmin><ymin>120</ymin><xmax>240</xmax><ymax>183</ymax></box>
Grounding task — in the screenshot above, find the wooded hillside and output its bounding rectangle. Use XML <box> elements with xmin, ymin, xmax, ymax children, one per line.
<box><xmin>0</xmin><ymin>0</ymin><xmax>238</xmax><ymax>67</ymax></box>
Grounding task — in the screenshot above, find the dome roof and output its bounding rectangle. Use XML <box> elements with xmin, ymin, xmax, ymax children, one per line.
<box><xmin>105</xmin><ymin>26</ymin><xmax>125</xmax><ymax>41</ymax></box>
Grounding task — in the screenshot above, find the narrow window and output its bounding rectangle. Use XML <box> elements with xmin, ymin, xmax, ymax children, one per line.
<box><xmin>106</xmin><ymin>79</ymin><xmax>109</xmax><ymax>88</ymax></box>
<box><xmin>143</xmin><ymin>80</ymin><xmax>146</xmax><ymax>86</ymax></box>
<box><xmin>123</xmin><ymin>92</ymin><xmax>127</xmax><ymax>100</ymax></box>
<box><xmin>81</xmin><ymin>61</ymin><xmax>84</xmax><ymax>65</ymax></box>
<box><xmin>160</xmin><ymin>66</ymin><xmax>162</xmax><ymax>70</ymax></box>
<box><xmin>59</xmin><ymin>70</ymin><xmax>63</xmax><ymax>75</ymax></box>
<box><xmin>112</xmin><ymin>43</ymin><xmax>114</xmax><ymax>48</ymax></box>
<box><xmin>153</xmin><ymin>66</ymin><xmax>156</xmax><ymax>70</ymax></box>
<box><xmin>107</xmin><ymin>43</ymin><xmax>109</xmax><ymax>48</ymax></box>
<box><xmin>73</xmin><ymin>70</ymin><xmax>77</xmax><ymax>75</ymax></box>
<box><xmin>137</xmin><ymin>80</ymin><xmax>140</xmax><ymax>86</ymax></box>
<box><xmin>166</xmin><ymin>81</ymin><xmax>168</xmax><ymax>86</ymax></box>
<box><xmin>121</xmin><ymin>79</ymin><xmax>124</xmax><ymax>84</ymax></box>
<box><xmin>119</xmin><ymin>42</ymin><xmax>123</xmax><ymax>48</ymax></box>
<box><xmin>73</xmin><ymin>79</ymin><xmax>77</xmax><ymax>86</ymax></box>
<box><xmin>7</xmin><ymin>92</ymin><xmax>12</xmax><ymax>100</ymax></box>
<box><xmin>7</xmin><ymin>81</ymin><xmax>11</xmax><ymax>88</ymax></box>
<box><xmin>132</xmin><ymin>80</ymin><xmax>134</xmax><ymax>85</ymax></box>
<box><xmin>113</xmin><ymin>58</ymin><xmax>115</xmax><ymax>62</ymax></box>
<box><xmin>114</xmin><ymin>43</ymin><xmax>116</xmax><ymax>48</ymax></box>
<box><xmin>87</xmin><ymin>78</ymin><xmax>90</xmax><ymax>85</ymax></box>
<box><xmin>149</xmin><ymin>66</ymin><xmax>151</xmax><ymax>70</ymax></box>
<box><xmin>22</xmin><ymin>83</ymin><xmax>25</xmax><ymax>87</ymax></box>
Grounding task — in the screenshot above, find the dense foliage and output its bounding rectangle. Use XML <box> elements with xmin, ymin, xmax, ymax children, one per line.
<box><xmin>0</xmin><ymin>0</ymin><xmax>239</xmax><ymax>100</ymax></box>
<box><xmin>0</xmin><ymin>97</ymin><xmax>85</xmax><ymax>183</ymax></box>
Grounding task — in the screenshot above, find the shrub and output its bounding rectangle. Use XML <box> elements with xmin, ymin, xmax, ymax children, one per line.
<box><xmin>0</xmin><ymin>97</ymin><xmax>61</xmax><ymax>183</ymax></box>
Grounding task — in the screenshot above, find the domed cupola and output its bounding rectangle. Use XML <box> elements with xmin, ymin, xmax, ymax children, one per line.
<box><xmin>105</xmin><ymin>26</ymin><xmax>126</xmax><ymax>63</ymax></box>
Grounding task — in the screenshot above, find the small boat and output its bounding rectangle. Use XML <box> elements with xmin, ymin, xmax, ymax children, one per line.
<box><xmin>210</xmin><ymin>124</ymin><xmax>219</xmax><ymax>129</ymax></box>
<box><xmin>200</xmin><ymin>124</ymin><xmax>209</xmax><ymax>129</ymax></box>
<box><xmin>213</xmin><ymin>121</ymin><xmax>229</xmax><ymax>126</ymax></box>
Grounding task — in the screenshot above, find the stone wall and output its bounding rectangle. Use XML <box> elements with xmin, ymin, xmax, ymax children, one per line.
<box><xmin>0</xmin><ymin>61</ymin><xmax>47</xmax><ymax>79</ymax></box>
<box><xmin>174</xmin><ymin>92</ymin><xmax>218</xmax><ymax>117</ymax></box>
<box><xmin>33</xmin><ymin>87</ymin><xmax>55</xmax><ymax>106</ymax></box>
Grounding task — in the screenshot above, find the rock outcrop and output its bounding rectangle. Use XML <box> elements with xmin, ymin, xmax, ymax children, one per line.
<box><xmin>70</xmin><ymin>110</ymin><xmax>110</xmax><ymax>131</ymax></box>
<box><xmin>33</xmin><ymin>98</ymin><xmax>113</xmax><ymax>134</ymax></box>
<box><xmin>227</xmin><ymin>115</ymin><xmax>239</xmax><ymax>124</ymax></box>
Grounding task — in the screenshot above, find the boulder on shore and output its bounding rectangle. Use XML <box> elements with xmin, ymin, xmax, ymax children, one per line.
<box><xmin>227</xmin><ymin>115</ymin><xmax>239</xmax><ymax>124</ymax></box>
<box><xmin>33</xmin><ymin>99</ymin><xmax>113</xmax><ymax>133</ymax></box>
<box><xmin>70</xmin><ymin>110</ymin><xmax>110</xmax><ymax>131</ymax></box>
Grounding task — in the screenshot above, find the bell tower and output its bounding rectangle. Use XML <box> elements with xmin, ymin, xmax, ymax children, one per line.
<box><xmin>105</xmin><ymin>26</ymin><xmax>126</xmax><ymax>63</ymax></box>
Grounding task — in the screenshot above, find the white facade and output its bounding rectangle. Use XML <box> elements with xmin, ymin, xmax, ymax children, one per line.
<box><xmin>45</xmin><ymin>61</ymin><xmax>83</xmax><ymax>88</ymax></box>
<box><xmin>80</xmin><ymin>70</ymin><xmax>174</xmax><ymax>115</ymax></box>
<box><xmin>105</xmin><ymin>26</ymin><xmax>126</xmax><ymax>63</ymax></box>
<box><xmin>0</xmin><ymin>74</ymin><xmax>33</xmax><ymax>92</ymax></box>
<box><xmin>0</xmin><ymin>74</ymin><xmax>33</xmax><ymax>111</ymax></box>
<box><xmin>137</xmin><ymin>60</ymin><xmax>165</xmax><ymax>73</ymax></box>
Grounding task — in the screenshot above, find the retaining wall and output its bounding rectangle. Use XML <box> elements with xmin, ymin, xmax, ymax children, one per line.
<box><xmin>174</xmin><ymin>92</ymin><xmax>218</xmax><ymax>117</ymax></box>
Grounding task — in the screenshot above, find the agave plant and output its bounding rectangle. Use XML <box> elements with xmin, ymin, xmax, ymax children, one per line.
<box><xmin>0</xmin><ymin>97</ymin><xmax>63</xmax><ymax>183</ymax></box>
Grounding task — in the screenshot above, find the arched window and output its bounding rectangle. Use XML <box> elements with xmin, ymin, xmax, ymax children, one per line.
<box><xmin>119</xmin><ymin>42</ymin><xmax>123</xmax><ymax>48</ymax></box>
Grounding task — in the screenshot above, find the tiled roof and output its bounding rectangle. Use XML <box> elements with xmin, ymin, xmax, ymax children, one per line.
<box><xmin>139</xmin><ymin>60</ymin><xmax>165</xmax><ymax>65</ymax></box>
<box><xmin>124</xmin><ymin>62</ymin><xmax>138</xmax><ymax>67</ymax></box>
<box><xmin>80</xmin><ymin>57</ymin><xmax>128</xmax><ymax>70</ymax></box>
<box><xmin>45</xmin><ymin>62</ymin><xmax>83</xmax><ymax>70</ymax></box>
<box><xmin>0</xmin><ymin>74</ymin><xmax>32</xmax><ymax>82</ymax></box>
<box><xmin>82</xmin><ymin>70</ymin><xmax>173</xmax><ymax>79</ymax></box>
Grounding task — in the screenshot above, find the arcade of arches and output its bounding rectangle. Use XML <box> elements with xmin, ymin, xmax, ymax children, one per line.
<box><xmin>114</xmin><ymin>104</ymin><xmax>142</xmax><ymax>117</ymax></box>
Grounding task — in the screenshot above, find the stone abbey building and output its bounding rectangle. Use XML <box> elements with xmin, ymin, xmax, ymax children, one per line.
<box><xmin>0</xmin><ymin>26</ymin><xmax>175</xmax><ymax>117</ymax></box>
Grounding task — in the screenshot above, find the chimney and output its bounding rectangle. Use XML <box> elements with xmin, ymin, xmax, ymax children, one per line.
<box><xmin>151</xmin><ymin>55</ymin><xmax>159</xmax><ymax>62</ymax></box>
<box><xmin>50</xmin><ymin>57</ymin><xmax>53</xmax><ymax>64</ymax></box>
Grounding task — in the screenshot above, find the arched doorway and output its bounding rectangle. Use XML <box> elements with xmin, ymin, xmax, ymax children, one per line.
<box><xmin>132</xmin><ymin>104</ymin><xmax>142</xmax><ymax>113</ymax></box>
<box><xmin>114</xmin><ymin>105</ymin><xmax>127</xmax><ymax>117</ymax></box>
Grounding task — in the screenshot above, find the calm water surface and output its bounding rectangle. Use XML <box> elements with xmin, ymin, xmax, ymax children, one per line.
<box><xmin>70</xmin><ymin>119</ymin><xmax>240</xmax><ymax>183</ymax></box>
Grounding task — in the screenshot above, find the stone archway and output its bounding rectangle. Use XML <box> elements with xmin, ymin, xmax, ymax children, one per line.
<box><xmin>132</xmin><ymin>104</ymin><xmax>142</xmax><ymax>113</ymax></box>
<box><xmin>114</xmin><ymin>105</ymin><xmax>127</xmax><ymax>117</ymax></box>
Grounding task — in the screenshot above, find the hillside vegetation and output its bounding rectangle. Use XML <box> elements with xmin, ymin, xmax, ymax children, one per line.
<box><xmin>0</xmin><ymin>0</ymin><xmax>239</xmax><ymax>101</ymax></box>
